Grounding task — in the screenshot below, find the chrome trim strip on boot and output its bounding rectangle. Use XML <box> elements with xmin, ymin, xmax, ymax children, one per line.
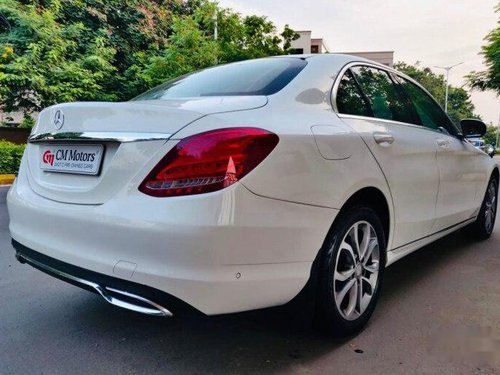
<box><xmin>29</xmin><ymin>132</ymin><xmax>172</xmax><ymax>144</ymax></box>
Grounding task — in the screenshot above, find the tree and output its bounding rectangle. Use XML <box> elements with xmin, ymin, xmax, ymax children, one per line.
<box><xmin>0</xmin><ymin>0</ymin><xmax>118</xmax><ymax>113</ymax></box>
<box><xmin>125</xmin><ymin>2</ymin><xmax>298</xmax><ymax>94</ymax></box>
<box><xmin>131</xmin><ymin>12</ymin><xmax>219</xmax><ymax>91</ymax></box>
<box><xmin>484</xmin><ymin>125</ymin><xmax>499</xmax><ymax>147</ymax></box>
<box><xmin>394</xmin><ymin>61</ymin><xmax>479</xmax><ymax>125</ymax></box>
<box><xmin>281</xmin><ymin>24</ymin><xmax>300</xmax><ymax>53</ymax></box>
<box><xmin>0</xmin><ymin>0</ymin><xmax>180</xmax><ymax>113</ymax></box>
<box><xmin>57</xmin><ymin>0</ymin><xmax>178</xmax><ymax>99</ymax></box>
<box><xmin>467</xmin><ymin>2</ymin><xmax>500</xmax><ymax>95</ymax></box>
<box><xmin>0</xmin><ymin>0</ymin><xmax>300</xmax><ymax>116</ymax></box>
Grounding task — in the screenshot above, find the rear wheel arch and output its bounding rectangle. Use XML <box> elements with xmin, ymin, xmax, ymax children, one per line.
<box><xmin>337</xmin><ymin>187</ymin><xmax>391</xmax><ymax>245</ymax></box>
<box><xmin>310</xmin><ymin>187</ymin><xmax>391</xmax><ymax>284</ymax></box>
<box><xmin>312</xmin><ymin>187</ymin><xmax>391</xmax><ymax>269</ymax></box>
<box><xmin>293</xmin><ymin>186</ymin><xmax>391</xmax><ymax>321</ymax></box>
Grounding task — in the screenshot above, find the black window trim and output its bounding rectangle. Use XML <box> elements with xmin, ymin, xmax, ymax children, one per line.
<box><xmin>387</xmin><ymin>72</ymin><xmax>422</xmax><ymax>127</ymax></box>
<box><xmin>331</xmin><ymin>61</ymin><xmax>461</xmax><ymax>139</ymax></box>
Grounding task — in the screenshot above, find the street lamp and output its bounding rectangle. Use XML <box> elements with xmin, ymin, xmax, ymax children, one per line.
<box><xmin>433</xmin><ymin>62</ymin><xmax>464</xmax><ymax>113</ymax></box>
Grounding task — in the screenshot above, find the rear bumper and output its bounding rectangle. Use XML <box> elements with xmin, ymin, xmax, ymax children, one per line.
<box><xmin>13</xmin><ymin>240</ymin><xmax>197</xmax><ymax>317</ymax></box>
<box><xmin>7</xmin><ymin>172</ymin><xmax>337</xmax><ymax>315</ymax></box>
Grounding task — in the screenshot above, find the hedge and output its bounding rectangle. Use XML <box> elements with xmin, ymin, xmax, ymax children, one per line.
<box><xmin>0</xmin><ymin>141</ymin><xmax>26</xmax><ymax>174</ymax></box>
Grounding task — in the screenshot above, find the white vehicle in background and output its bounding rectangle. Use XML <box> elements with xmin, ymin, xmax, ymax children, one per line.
<box><xmin>486</xmin><ymin>144</ymin><xmax>496</xmax><ymax>157</ymax></box>
<box><xmin>7</xmin><ymin>54</ymin><xmax>498</xmax><ymax>337</ymax></box>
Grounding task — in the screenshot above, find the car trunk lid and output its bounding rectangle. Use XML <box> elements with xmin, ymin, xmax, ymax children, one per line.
<box><xmin>25</xmin><ymin>97</ymin><xmax>267</xmax><ymax>204</ymax></box>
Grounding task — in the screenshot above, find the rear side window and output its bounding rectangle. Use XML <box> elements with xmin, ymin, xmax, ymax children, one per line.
<box><xmin>336</xmin><ymin>70</ymin><xmax>373</xmax><ymax>117</ymax></box>
<box><xmin>349</xmin><ymin>66</ymin><xmax>415</xmax><ymax>124</ymax></box>
<box><xmin>133</xmin><ymin>58</ymin><xmax>307</xmax><ymax>100</ymax></box>
<box><xmin>395</xmin><ymin>77</ymin><xmax>457</xmax><ymax>134</ymax></box>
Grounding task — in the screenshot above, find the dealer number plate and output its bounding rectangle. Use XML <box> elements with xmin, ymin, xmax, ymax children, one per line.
<box><xmin>40</xmin><ymin>144</ymin><xmax>104</xmax><ymax>175</ymax></box>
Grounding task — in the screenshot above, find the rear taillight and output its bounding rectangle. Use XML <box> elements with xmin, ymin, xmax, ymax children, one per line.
<box><xmin>139</xmin><ymin>128</ymin><xmax>279</xmax><ymax>197</ymax></box>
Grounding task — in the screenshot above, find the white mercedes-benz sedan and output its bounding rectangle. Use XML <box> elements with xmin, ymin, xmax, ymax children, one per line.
<box><xmin>8</xmin><ymin>54</ymin><xmax>498</xmax><ymax>337</ymax></box>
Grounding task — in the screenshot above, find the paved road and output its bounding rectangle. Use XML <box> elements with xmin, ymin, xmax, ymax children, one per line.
<box><xmin>1</xmin><ymin>185</ymin><xmax>499</xmax><ymax>375</ymax></box>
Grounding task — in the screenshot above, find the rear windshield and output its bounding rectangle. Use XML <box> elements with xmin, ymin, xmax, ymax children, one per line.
<box><xmin>133</xmin><ymin>58</ymin><xmax>307</xmax><ymax>100</ymax></box>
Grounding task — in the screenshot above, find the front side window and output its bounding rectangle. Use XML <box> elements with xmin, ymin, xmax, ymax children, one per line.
<box><xmin>350</xmin><ymin>66</ymin><xmax>415</xmax><ymax>124</ymax></box>
<box><xmin>133</xmin><ymin>58</ymin><xmax>307</xmax><ymax>100</ymax></box>
<box><xmin>396</xmin><ymin>77</ymin><xmax>458</xmax><ymax>134</ymax></box>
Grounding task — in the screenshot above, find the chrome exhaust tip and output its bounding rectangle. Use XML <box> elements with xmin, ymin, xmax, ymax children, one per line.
<box><xmin>17</xmin><ymin>253</ymin><xmax>173</xmax><ymax>317</ymax></box>
<box><xmin>96</xmin><ymin>286</ymin><xmax>173</xmax><ymax>317</ymax></box>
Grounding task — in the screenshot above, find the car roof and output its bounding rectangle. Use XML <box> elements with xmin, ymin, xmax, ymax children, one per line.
<box><xmin>275</xmin><ymin>53</ymin><xmax>391</xmax><ymax>68</ymax></box>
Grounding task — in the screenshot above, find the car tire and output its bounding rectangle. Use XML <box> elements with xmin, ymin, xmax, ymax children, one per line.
<box><xmin>315</xmin><ymin>205</ymin><xmax>386</xmax><ymax>338</ymax></box>
<box><xmin>465</xmin><ymin>176</ymin><xmax>498</xmax><ymax>240</ymax></box>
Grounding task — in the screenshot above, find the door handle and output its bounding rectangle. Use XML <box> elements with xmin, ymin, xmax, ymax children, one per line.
<box><xmin>436</xmin><ymin>139</ymin><xmax>450</xmax><ymax>149</ymax></box>
<box><xmin>373</xmin><ymin>132</ymin><xmax>394</xmax><ymax>146</ymax></box>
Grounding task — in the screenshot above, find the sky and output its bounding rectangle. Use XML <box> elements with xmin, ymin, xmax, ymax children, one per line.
<box><xmin>218</xmin><ymin>0</ymin><xmax>500</xmax><ymax>125</ymax></box>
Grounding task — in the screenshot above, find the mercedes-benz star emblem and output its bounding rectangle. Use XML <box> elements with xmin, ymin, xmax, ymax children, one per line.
<box><xmin>53</xmin><ymin>110</ymin><xmax>64</xmax><ymax>130</ymax></box>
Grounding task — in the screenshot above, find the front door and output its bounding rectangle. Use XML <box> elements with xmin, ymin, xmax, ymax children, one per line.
<box><xmin>434</xmin><ymin>134</ymin><xmax>484</xmax><ymax>229</ymax></box>
<box><xmin>396</xmin><ymin>76</ymin><xmax>481</xmax><ymax>231</ymax></box>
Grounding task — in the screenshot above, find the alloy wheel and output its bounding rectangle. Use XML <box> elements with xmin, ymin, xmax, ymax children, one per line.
<box><xmin>485</xmin><ymin>181</ymin><xmax>497</xmax><ymax>233</ymax></box>
<box><xmin>333</xmin><ymin>221</ymin><xmax>380</xmax><ymax>321</ymax></box>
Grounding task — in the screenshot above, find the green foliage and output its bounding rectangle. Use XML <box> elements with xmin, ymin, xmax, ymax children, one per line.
<box><xmin>281</xmin><ymin>24</ymin><xmax>300</xmax><ymax>53</ymax></box>
<box><xmin>19</xmin><ymin>114</ymin><xmax>35</xmax><ymax>128</ymax></box>
<box><xmin>127</xmin><ymin>2</ymin><xmax>298</xmax><ymax>92</ymax></box>
<box><xmin>394</xmin><ymin>62</ymin><xmax>479</xmax><ymax>125</ymax></box>
<box><xmin>484</xmin><ymin>125</ymin><xmax>499</xmax><ymax>146</ymax></box>
<box><xmin>0</xmin><ymin>140</ymin><xmax>25</xmax><ymax>174</ymax></box>
<box><xmin>130</xmin><ymin>10</ymin><xmax>219</xmax><ymax>91</ymax></box>
<box><xmin>467</xmin><ymin>2</ymin><xmax>500</xmax><ymax>95</ymax></box>
<box><xmin>0</xmin><ymin>0</ymin><xmax>118</xmax><ymax>113</ymax></box>
<box><xmin>0</xmin><ymin>0</ymin><xmax>299</xmax><ymax>113</ymax></box>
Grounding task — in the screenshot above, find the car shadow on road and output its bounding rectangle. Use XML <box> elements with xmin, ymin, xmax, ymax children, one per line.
<box><xmin>381</xmin><ymin>229</ymin><xmax>479</xmax><ymax>303</ymax></box>
<box><xmin>43</xmin><ymin>228</ymin><xmax>487</xmax><ymax>373</ymax></box>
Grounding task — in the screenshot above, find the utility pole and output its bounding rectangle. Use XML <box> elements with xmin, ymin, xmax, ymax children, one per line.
<box><xmin>213</xmin><ymin>12</ymin><xmax>218</xmax><ymax>41</ymax></box>
<box><xmin>434</xmin><ymin>62</ymin><xmax>464</xmax><ymax>113</ymax></box>
<box><xmin>213</xmin><ymin>10</ymin><xmax>218</xmax><ymax>65</ymax></box>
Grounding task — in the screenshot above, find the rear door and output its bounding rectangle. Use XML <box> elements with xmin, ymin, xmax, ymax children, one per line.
<box><xmin>335</xmin><ymin>65</ymin><xmax>440</xmax><ymax>249</ymax></box>
<box><xmin>395</xmin><ymin>77</ymin><xmax>483</xmax><ymax>230</ymax></box>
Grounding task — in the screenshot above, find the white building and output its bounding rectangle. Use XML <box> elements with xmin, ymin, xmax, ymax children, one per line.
<box><xmin>0</xmin><ymin>111</ymin><xmax>24</xmax><ymax>125</ymax></box>
<box><xmin>341</xmin><ymin>51</ymin><xmax>394</xmax><ymax>67</ymax></box>
<box><xmin>290</xmin><ymin>31</ymin><xmax>394</xmax><ymax>67</ymax></box>
<box><xmin>290</xmin><ymin>31</ymin><xmax>329</xmax><ymax>54</ymax></box>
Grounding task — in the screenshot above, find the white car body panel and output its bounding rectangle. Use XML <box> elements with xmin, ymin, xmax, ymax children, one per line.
<box><xmin>28</xmin><ymin>98</ymin><xmax>267</xmax><ymax>205</ymax></box>
<box><xmin>338</xmin><ymin>115</ymin><xmax>440</xmax><ymax>249</ymax></box>
<box><xmin>433</xmin><ymin>134</ymin><xmax>486</xmax><ymax>231</ymax></box>
<box><xmin>9</xmin><ymin>155</ymin><xmax>338</xmax><ymax>314</ymax></box>
<box><xmin>7</xmin><ymin>54</ymin><xmax>497</xmax><ymax>316</ymax></box>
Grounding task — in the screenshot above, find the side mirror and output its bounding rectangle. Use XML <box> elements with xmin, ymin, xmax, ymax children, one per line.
<box><xmin>460</xmin><ymin>119</ymin><xmax>487</xmax><ymax>138</ymax></box>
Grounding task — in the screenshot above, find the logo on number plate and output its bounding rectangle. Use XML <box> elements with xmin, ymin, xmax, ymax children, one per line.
<box><xmin>42</xmin><ymin>150</ymin><xmax>55</xmax><ymax>166</ymax></box>
<box><xmin>53</xmin><ymin>110</ymin><xmax>64</xmax><ymax>129</ymax></box>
